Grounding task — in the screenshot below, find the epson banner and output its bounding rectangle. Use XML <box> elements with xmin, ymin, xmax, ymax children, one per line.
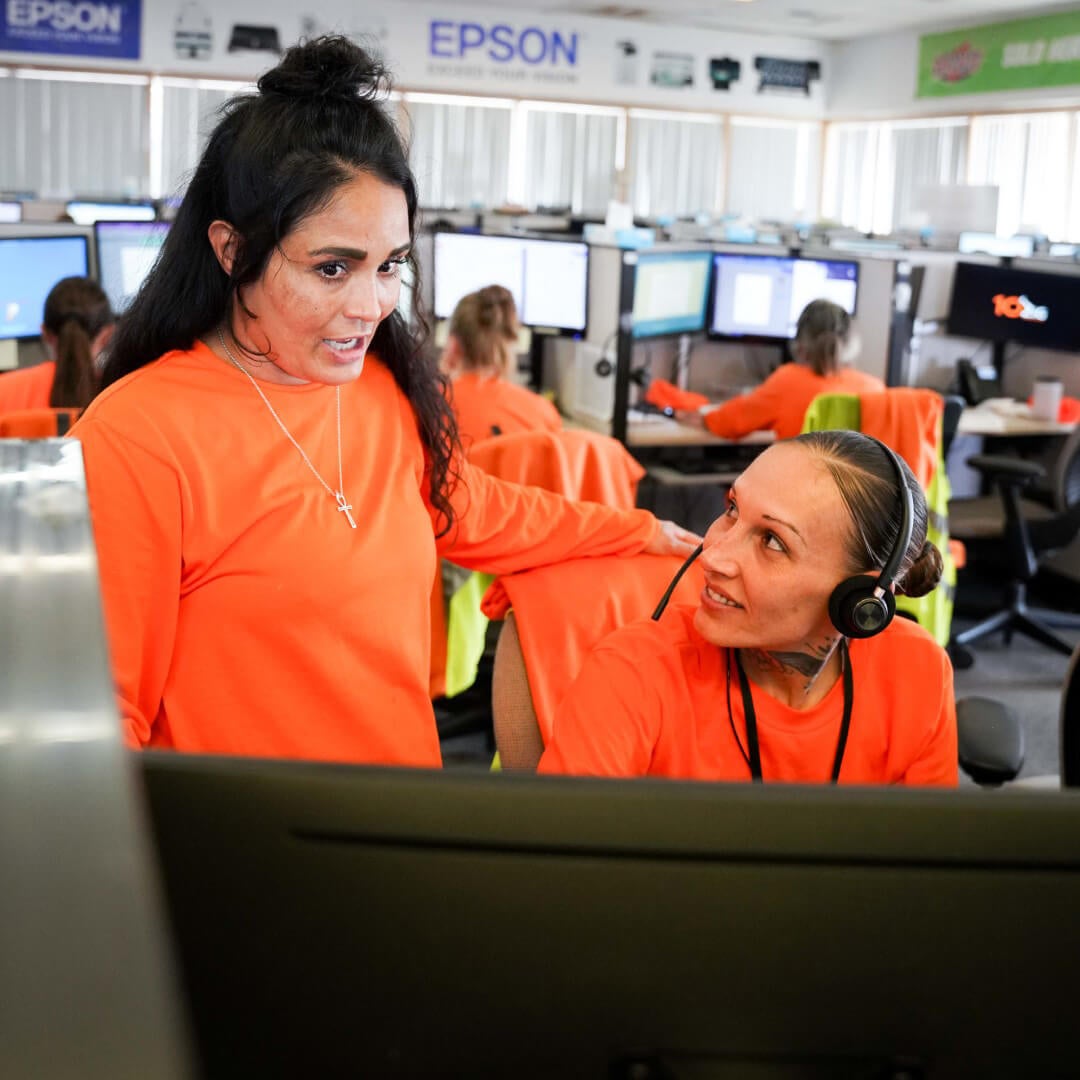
<box><xmin>1</xmin><ymin>0</ymin><xmax>142</xmax><ymax>59</ymax></box>
<box><xmin>429</xmin><ymin>20</ymin><xmax>579</xmax><ymax>66</ymax></box>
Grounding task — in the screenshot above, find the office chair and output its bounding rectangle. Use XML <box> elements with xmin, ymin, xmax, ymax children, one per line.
<box><xmin>951</xmin><ymin>426</ymin><xmax>1080</xmax><ymax>657</ymax></box>
<box><xmin>0</xmin><ymin>407</ymin><xmax>81</xmax><ymax>438</ymax></box>
<box><xmin>489</xmin><ymin>553</ymin><xmax>704</xmax><ymax>769</ymax></box>
<box><xmin>1061</xmin><ymin>641</ymin><xmax>1080</xmax><ymax>787</ymax></box>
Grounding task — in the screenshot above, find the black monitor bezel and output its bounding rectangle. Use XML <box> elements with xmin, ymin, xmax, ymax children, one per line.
<box><xmin>0</xmin><ymin>233</ymin><xmax>90</xmax><ymax>342</ymax></box>
<box><xmin>431</xmin><ymin>229</ymin><xmax>590</xmax><ymax>337</ymax></box>
<box><xmin>706</xmin><ymin>250</ymin><xmax>860</xmax><ymax>345</ymax></box>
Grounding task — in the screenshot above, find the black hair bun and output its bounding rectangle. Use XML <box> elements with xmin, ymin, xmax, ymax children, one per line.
<box><xmin>258</xmin><ymin>35</ymin><xmax>390</xmax><ymax>103</ymax></box>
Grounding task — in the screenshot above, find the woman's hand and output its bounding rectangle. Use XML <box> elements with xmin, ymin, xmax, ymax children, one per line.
<box><xmin>645</xmin><ymin>519</ymin><xmax>704</xmax><ymax>558</ymax></box>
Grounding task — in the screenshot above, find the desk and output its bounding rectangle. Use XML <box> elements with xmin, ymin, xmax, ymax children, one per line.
<box><xmin>958</xmin><ymin>399</ymin><xmax>1077</xmax><ymax>437</ymax></box>
<box><xmin>569</xmin><ymin>411</ymin><xmax>777</xmax><ymax>450</ymax></box>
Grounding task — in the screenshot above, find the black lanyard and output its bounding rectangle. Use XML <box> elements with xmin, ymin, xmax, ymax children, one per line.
<box><xmin>725</xmin><ymin>641</ymin><xmax>853</xmax><ymax>784</ymax></box>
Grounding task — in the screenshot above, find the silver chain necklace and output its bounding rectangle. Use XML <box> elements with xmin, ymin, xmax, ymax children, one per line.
<box><xmin>216</xmin><ymin>328</ymin><xmax>356</xmax><ymax>528</ymax></box>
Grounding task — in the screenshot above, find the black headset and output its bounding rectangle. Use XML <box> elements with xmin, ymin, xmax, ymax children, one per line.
<box><xmin>826</xmin><ymin>439</ymin><xmax>913</xmax><ymax>639</ymax></box>
<box><xmin>653</xmin><ymin>437</ymin><xmax>913</xmax><ymax>640</ymax></box>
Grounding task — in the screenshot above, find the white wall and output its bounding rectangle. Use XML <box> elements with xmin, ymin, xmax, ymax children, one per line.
<box><xmin>0</xmin><ymin>1</ymin><xmax>829</xmax><ymax>119</ymax></box>
<box><xmin>828</xmin><ymin>24</ymin><xmax>1080</xmax><ymax>119</ymax></box>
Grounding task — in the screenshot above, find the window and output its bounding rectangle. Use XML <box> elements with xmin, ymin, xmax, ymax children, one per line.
<box><xmin>0</xmin><ymin>69</ymin><xmax>149</xmax><ymax>198</ymax></box>
<box><xmin>627</xmin><ymin>110</ymin><xmax>724</xmax><ymax>219</ymax></box>
<box><xmin>726</xmin><ymin>118</ymin><xmax>821</xmax><ymax>223</ymax></box>
<box><xmin>152</xmin><ymin>77</ymin><xmax>252</xmax><ymax>200</ymax></box>
<box><xmin>403</xmin><ymin>94</ymin><xmax>513</xmax><ymax>210</ymax></box>
<box><xmin>518</xmin><ymin>102</ymin><xmax>622</xmax><ymax>215</ymax></box>
<box><xmin>968</xmin><ymin>112</ymin><xmax>1072</xmax><ymax>240</ymax></box>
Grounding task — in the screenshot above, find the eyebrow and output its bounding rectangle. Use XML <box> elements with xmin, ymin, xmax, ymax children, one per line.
<box><xmin>308</xmin><ymin>243</ymin><xmax>412</xmax><ymax>260</ymax></box>
<box><xmin>763</xmin><ymin>513</ymin><xmax>804</xmax><ymax>543</ymax></box>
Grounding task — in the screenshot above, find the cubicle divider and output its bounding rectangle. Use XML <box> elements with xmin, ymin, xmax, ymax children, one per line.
<box><xmin>0</xmin><ymin>440</ymin><xmax>192</xmax><ymax>1078</ymax></box>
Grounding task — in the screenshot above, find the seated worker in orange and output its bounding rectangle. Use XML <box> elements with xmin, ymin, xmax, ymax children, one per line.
<box><xmin>539</xmin><ymin>430</ymin><xmax>958</xmax><ymax>786</ymax></box>
<box><xmin>69</xmin><ymin>36</ymin><xmax>699</xmax><ymax>768</ymax></box>
<box><xmin>442</xmin><ymin>284</ymin><xmax>561</xmax><ymax>448</ymax></box>
<box><xmin>698</xmin><ymin>299</ymin><xmax>884</xmax><ymax>440</ymax></box>
<box><xmin>0</xmin><ymin>276</ymin><xmax>114</xmax><ymax>414</ymax></box>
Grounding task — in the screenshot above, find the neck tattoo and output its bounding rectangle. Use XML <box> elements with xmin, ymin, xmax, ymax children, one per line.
<box><xmin>216</xmin><ymin>328</ymin><xmax>356</xmax><ymax>529</ymax></box>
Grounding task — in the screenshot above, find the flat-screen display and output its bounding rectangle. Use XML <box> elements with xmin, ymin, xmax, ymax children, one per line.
<box><xmin>631</xmin><ymin>250</ymin><xmax>713</xmax><ymax>338</ymax></box>
<box><xmin>0</xmin><ymin>235</ymin><xmax>90</xmax><ymax>340</ymax></box>
<box><xmin>946</xmin><ymin>261</ymin><xmax>1080</xmax><ymax>352</ymax></box>
<box><xmin>433</xmin><ymin>232</ymin><xmax>588</xmax><ymax>333</ymax></box>
<box><xmin>66</xmin><ymin>200</ymin><xmax>157</xmax><ymax>226</ymax></box>
<box><xmin>0</xmin><ymin>201</ymin><xmax>22</xmax><ymax>224</ymax></box>
<box><xmin>95</xmin><ymin>221</ymin><xmax>171</xmax><ymax>313</ymax></box>
<box><xmin>957</xmin><ymin>232</ymin><xmax>1036</xmax><ymax>258</ymax></box>
<box><xmin>709</xmin><ymin>253</ymin><xmax>859</xmax><ymax>341</ymax></box>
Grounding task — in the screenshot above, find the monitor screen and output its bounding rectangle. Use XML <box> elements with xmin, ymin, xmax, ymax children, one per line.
<box><xmin>946</xmin><ymin>261</ymin><xmax>1080</xmax><ymax>352</ymax></box>
<box><xmin>0</xmin><ymin>200</ymin><xmax>22</xmax><ymax>224</ymax></box>
<box><xmin>141</xmin><ymin>753</ymin><xmax>1080</xmax><ymax>1078</ymax></box>
<box><xmin>0</xmin><ymin>235</ymin><xmax>90</xmax><ymax>340</ymax></box>
<box><xmin>957</xmin><ymin>232</ymin><xmax>1036</xmax><ymax>259</ymax></box>
<box><xmin>433</xmin><ymin>232</ymin><xmax>589</xmax><ymax>333</ymax></box>
<box><xmin>631</xmin><ymin>250</ymin><xmax>713</xmax><ymax>338</ymax></box>
<box><xmin>66</xmin><ymin>200</ymin><xmax>157</xmax><ymax>226</ymax></box>
<box><xmin>94</xmin><ymin>221</ymin><xmax>171</xmax><ymax>314</ymax></box>
<box><xmin>710</xmin><ymin>253</ymin><xmax>859</xmax><ymax>341</ymax></box>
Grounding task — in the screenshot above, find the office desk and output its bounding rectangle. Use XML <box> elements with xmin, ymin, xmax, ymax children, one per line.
<box><xmin>569</xmin><ymin>412</ymin><xmax>777</xmax><ymax>450</ymax></box>
<box><xmin>958</xmin><ymin>399</ymin><xmax>1077</xmax><ymax>437</ymax></box>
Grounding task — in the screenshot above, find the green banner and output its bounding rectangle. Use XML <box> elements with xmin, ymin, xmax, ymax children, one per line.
<box><xmin>918</xmin><ymin>10</ymin><xmax>1080</xmax><ymax>97</ymax></box>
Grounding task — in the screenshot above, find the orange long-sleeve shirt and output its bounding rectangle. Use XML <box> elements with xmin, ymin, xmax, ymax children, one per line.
<box><xmin>539</xmin><ymin>605</ymin><xmax>958</xmax><ymax>786</ymax></box>
<box><xmin>70</xmin><ymin>342</ymin><xmax>658</xmax><ymax>767</ymax></box>
<box><xmin>449</xmin><ymin>371</ymin><xmax>562</xmax><ymax>449</ymax></box>
<box><xmin>703</xmin><ymin>363</ymin><xmax>885</xmax><ymax>441</ymax></box>
<box><xmin>0</xmin><ymin>360</ymin><xmax>55</xmax><ymax>414</ymax></box>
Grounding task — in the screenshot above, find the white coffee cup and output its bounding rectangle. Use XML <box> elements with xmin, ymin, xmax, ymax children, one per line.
<box><xmin>1031</xmin><ymin>375</ymin><xmax>1063</xmax><ymax>422</ymax></box>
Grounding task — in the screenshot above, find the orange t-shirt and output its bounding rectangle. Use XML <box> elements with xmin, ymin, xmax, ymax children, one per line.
<box><xmin>539</xmin><ymin>605</ymin><xmax>958</xmax><ymax>786</ymax></box>
<box><xmin>0</xmin><ymin>360</ymin><xmax>55</xmax><ymax>414</ymax></box>
<box><xmin>70</xmin><ymin>342</ymin><xmax>658</xmax><ymax>767</ymax></box>
<box><xmin>703</xmin><ymin>364</ymin><xmax>885</xmax><ymax>441</ymax></box>
<box><xmin>449</xmin><ymin>372</ymin><xmax>562</xmax><ymax>449</ymax></box>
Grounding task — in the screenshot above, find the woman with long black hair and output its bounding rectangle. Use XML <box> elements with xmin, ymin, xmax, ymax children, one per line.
<box><xmin>72</xmin><ymin>35</ymin><xmax>696</xmax><ymax>765</ymax></box>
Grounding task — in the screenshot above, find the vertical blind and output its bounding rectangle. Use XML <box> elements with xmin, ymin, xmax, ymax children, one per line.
<box><xmin>403</xmin><ymin>96</ymin><xmax>512</xmax><ymax>210</ymax></box>
<box><xmin>726</xmin><ymin>119</ymin><xmax>821</xmax><ymax>223</ymax></box>
<box><xmin>628</xmin><ymin>111</ymin><xmax>724</xmax><ymax>218</ymax></box>
<box><xmin>0</xmin><ymin>72</ymin><xmax>148</xmax><ymax>198</ymax></box>
<box><xmin>521</xmin><ymin>105</ymin><xmax>621</xmax><ymax>215</ymax></box>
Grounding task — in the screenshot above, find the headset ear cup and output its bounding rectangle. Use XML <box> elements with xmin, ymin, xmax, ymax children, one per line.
<box><xmin>828</xmin><ymin>575</ymin><xmax>896</xmax><ymax>638</ymax></box>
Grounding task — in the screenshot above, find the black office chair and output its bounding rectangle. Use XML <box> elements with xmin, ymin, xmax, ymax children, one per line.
<box><xmin>940</xmin><ymin>393</ymin><xmax>966</xmax><ymax>458</ymax></box>
<box><xmin>950</xmin><ymin>426</ymin><xmax>1080</xmax><ymax>657</ymax></box>
<box><xmin>959</xmin><ymin>637</ymin><xmax>1080</xmax><ymax>789</ymax></box>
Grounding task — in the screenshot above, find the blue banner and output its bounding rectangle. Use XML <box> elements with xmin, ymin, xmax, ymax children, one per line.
<box><xmin>1</xmin><ymin>1</ymin><xmax>142</xmax><ymax>60</ymax></box>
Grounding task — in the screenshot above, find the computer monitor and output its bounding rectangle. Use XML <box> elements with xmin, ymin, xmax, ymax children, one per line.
<box><xmin>0</xmin><ymin>235</ymin><xmax>90</xmax><ymax>340</ymax></box>
<box><xmin>432</xmin><ymin>232</ymin><xmax>589</xmax><ymax>333</ymax></box>
<box><xmin>66</xmin><ymin>200</ymin><xmax>157</xmax><ymax>226</ymax></box>
<box><xmin>630</xmin><ymin>250</ymin><xmax>712</xmax><ymax>338</ymax></box>
<box><xmin>0</xmin><ymin>201</ymin><xmax>22</xmax><ymax>224</ymax></box>
<box><xmin>709</xmin><ymin>252</ymin><xmax>859</xmax><ymax>342</ymax></box>
<box><xmin>957</xmin><ymin>232</ymin><xmax>1037</xmax><ymax>259</ymax></box>
<box><xmin>946</xmin><ymin>261</ymin><xmax>1080</xmax><ymax>352</ymax></box>
<box><xmin>94</xmin><ymin>221</ymin><xmax>171</xmax><ymax>314</ymax></box>
<box><xmin>141</xmin><ymin>753</ymin><xmax>1080</xmax><ymax>1078</ymax></box>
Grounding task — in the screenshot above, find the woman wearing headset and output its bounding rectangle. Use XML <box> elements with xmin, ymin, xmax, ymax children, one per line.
<box><xmin>538</xmin><ymin>430</ymin><xmax>958</xmax><ymax>786</ymax></box>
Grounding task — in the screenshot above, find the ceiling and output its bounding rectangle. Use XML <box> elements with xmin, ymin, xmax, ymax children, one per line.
<box><xmin>415</xmin><ymin>0</ymin><xmax>1080</xmax><ymax>43</ymax></box>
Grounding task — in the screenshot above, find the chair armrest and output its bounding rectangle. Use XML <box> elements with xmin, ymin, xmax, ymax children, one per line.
<box><xmin>956</xmin><ymin>696</ymin><xmax>1025</xmax><ymax>787</ymax></box>
<box><xmin>965</xmin><ymin>455</ymin><xmax>1046</xmax><ymax>486</ymax></box>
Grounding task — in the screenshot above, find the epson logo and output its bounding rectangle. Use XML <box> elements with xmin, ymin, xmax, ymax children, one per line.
<box><xmin>429</xmin><ymin>21</ymin><xmax>579</xmax><ymax>66</ymax></box>
<box><xmin>993</xmin><ymin>293</ymin><xmax>1049</xmax><ymax>323</ymax></box>
<box><xmin>6</xmin><ymin>0</ymin><xmax>123</xmax><ymax>33</ymax></box>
